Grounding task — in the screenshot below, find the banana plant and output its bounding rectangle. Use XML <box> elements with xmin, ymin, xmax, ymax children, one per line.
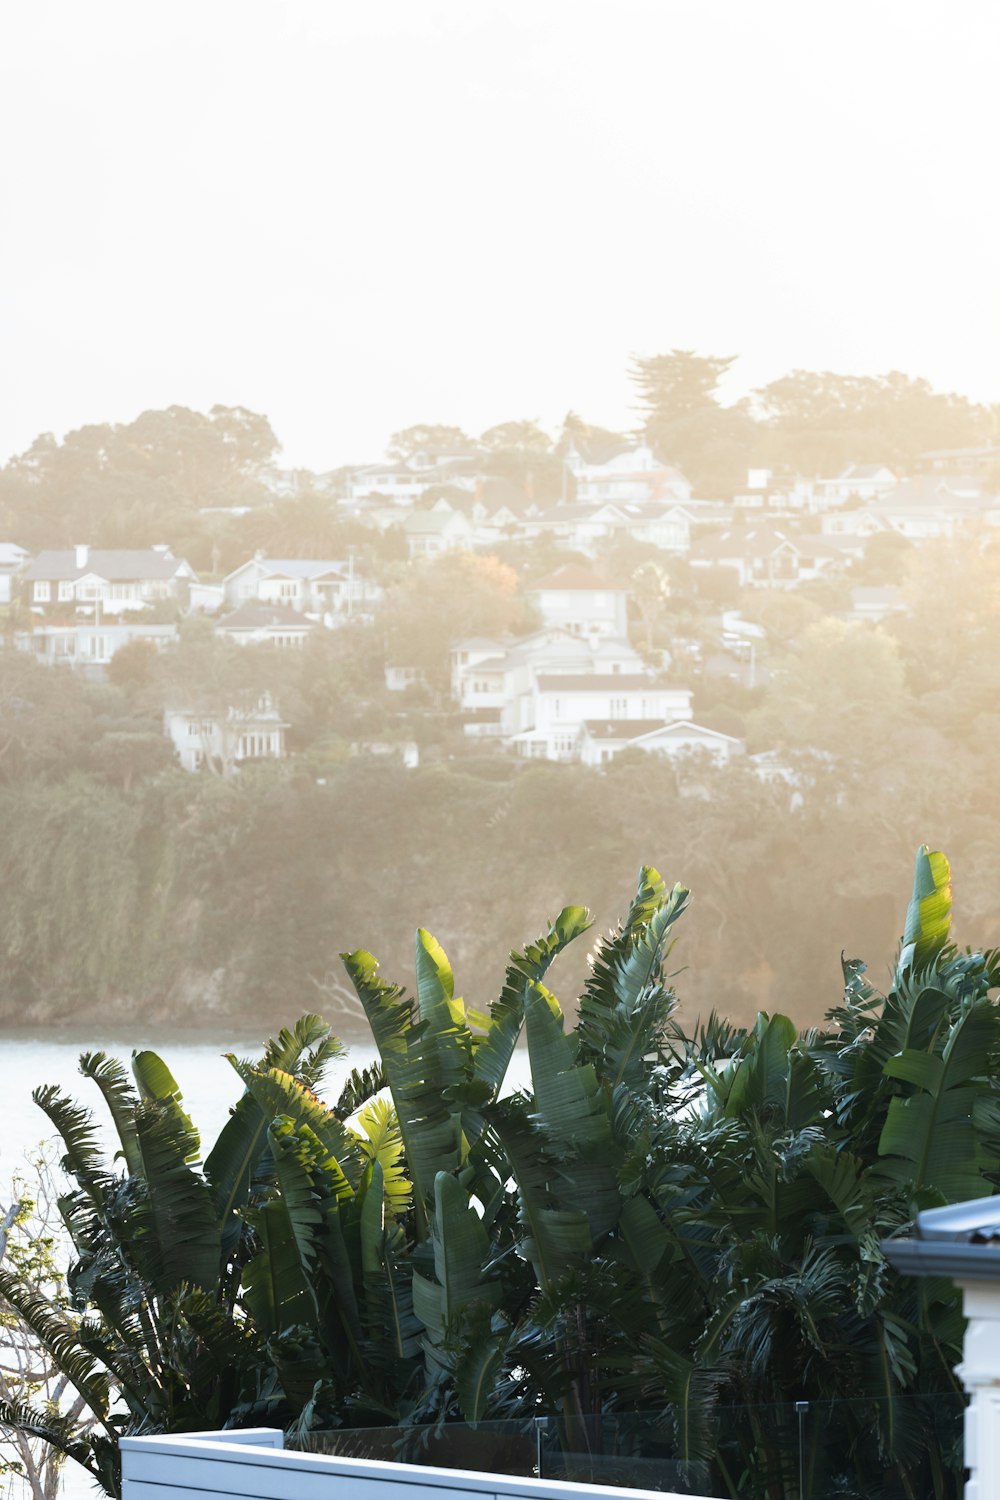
<box><xmin>0</xmin><ymin>1015</ymin><xmax>361</xmax><ymax>1494</ymax></box>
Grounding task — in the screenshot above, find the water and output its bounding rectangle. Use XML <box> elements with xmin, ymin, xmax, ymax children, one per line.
<box><xmin>0</xmin><ymin>1031</ymin><xmax>381</xmax><ymax>1176</ymax></box>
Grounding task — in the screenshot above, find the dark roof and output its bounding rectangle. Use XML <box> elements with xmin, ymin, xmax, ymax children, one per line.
<box><xmin>694</xmin><ymin>526</ymin><xmax>798</xmax><ymax>560</ymax></box>
<box><xmin>24</xmin><ymin>548</ymin><xmax>191</xmax><ymax>582</ymax></box>
<box><xmin>582</xmin><ymin>718</ymin><xmax>675</xmax><ymax>740</ymax></box>
<box><xmin>255</xmin><ymin>559</ymin><xmax>347</xmax><ymax>580</ymax></box>
<box><xmin>536</xmin><ymin>674</ymin><xmax>663</xmax><ymax>692</ymax></box>
<box><xmin>871</xmin><ymin>477</ymin><xmax>986</xmax><ymax>513</ymax></box>
<box><xmin>529</xmin><ymin>563</ymin><xmax>618</xmax><ymax>591</ymax></box>
<box><xmin>216</xmin><ymin>602</ymin><xmax>316</xmax><ymax>632</ymax></box>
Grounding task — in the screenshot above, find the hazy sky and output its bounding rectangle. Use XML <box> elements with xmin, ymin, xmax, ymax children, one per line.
<box><xmin>2</xmin><ymin>0</ymin><xmax>998</xmax><ymax>470</ymax></box>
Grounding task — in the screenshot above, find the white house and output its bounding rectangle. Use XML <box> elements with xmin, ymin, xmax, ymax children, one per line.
<box><xmin>867</xmin><ymin>476</ymin><xmax>995</xmax><ymax>540</ymax></box>
<box><xmin>165</xmin><ymin>695</ymin><xmax>288</xmax><ymax>773</ymax></box>
<box><xmin>22</xmin><ymin>546</ymin><xmax>197</xmax><ymax>613</ymax></box>
<box><xmin>451</xmin><ymin>628</ymin><xmax>647</xmax><ymax>738</ymax></box>
<box><xmin>820</xmin><ymin>507</ymin><xmax>893</xmax><ymax>538</ymax></box>
<box><xmin>577</xmin><ymin>718</ymin><xmax>743</xmax><ymax>767</ymax></box>
<box><xmin>222</xmin><ymin>555</ymin><xmax>379</xmax><ymax>617</ymax></box>
<box><xmin>402</xmin><ymin>508</ymin><xmax>473</xmax><ymax>558</ymax></box>
<box><xmin>511</xmin><ymin>674</ymin><xmax>693</xmax><ymax>760</ymax></box>
<box><xmin>815</xmin><ymin>464</ymin><xmax>897</xmax><ymax>507</ymax></box>
<box><xmin>346</xmin><ymin>457</ymin><xmax>479</xmax><ymax>506</ymax></box>
<box><xmin>567</xmin><ymin>443</ymin><xmax>693</xmax><ymax>506</ymax></box>
<box><xmin>215</xmin><ymin>602</ymin><xmax>316</xmax><ymax>648</ymax></box>
<box><xmin>690</xmin><ymin>527</ymin><xmax>853</xmax><ymax>589</ymax></box>
<box><xmin>0</xmin><ymin>543</ymin><xmax>28</xmax><ymax>604</ymax></box>
<box><xmin>526</xmin><ymin>564</ymin><xmax>628</xmax><ymax>638</ymax></box>
<box><xmin>733</xmin><ymin>471</ymin><xmax>816</xmax><ymax>513</ymax></box>
<box><xmin>15</xmin><ymin>621</ymin><xmax>178</xmax><ymax>671</ymax></box>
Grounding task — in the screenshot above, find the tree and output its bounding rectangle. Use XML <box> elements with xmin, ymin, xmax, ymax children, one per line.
<box><xmin>380</xmin><ymin>552</ymin><xmax>533</xmax><ymax>691</ymax></box>
<box><xmin>0</xmin><ymin>406</ymin><xmax>278</xmax><ymax>551</ymax></box>
<box><xmin>107</xmin><ymin>640</ymin><xmax>159</xmax><ymax>689</ymax></box>
<box><xmin>557</xmin><ymin>412</ymin><xmax>630</xmax><ymax>459</ymax></box>
<box><xmin>239</xmin><ymin>493</ymin><xmax>372</xmax><ymax>561</ymax></box>
<box><xmin>0</xmin><ymin>1149</ymin><xmax>97</xmax><ymax>1500</ymax></box>
<box><xmin>752</xmin><ymin>369</ymin><xmax>993</xmax><ymax>474</ymax></box>
<box><xmin>631</xmin><ymin>350</ymin><xmax>756</xmax><ymax>494</ymax></box>
<box><xmin>386</xmin><ymin>426</ymin><xmax>474</xmax><ymax>461</ymax></box>
<box><xmin>749</xmin><ymin>617</ymin><xmax>908</xmax><ymax>762</ymax></box>
<box><xmin>629</xmin><ymin>561</ymin><xmax>671</xmax><ymax>651</ymax></box>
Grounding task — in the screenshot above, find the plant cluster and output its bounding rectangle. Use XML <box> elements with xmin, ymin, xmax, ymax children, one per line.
<box><xmin>0</xmin><ymin>848</ymin><xmax>993</xmax><ymax>1498</ymax></box>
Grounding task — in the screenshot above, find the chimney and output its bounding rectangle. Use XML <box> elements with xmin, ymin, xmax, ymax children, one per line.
<box><xmin>74</xmin><ymin>543</ymin><xmax>89</xmax><ymax>570</ymax></box>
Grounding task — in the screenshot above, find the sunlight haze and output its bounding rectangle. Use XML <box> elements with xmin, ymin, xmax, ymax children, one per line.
<box><xmin>2</xmin><ymin>0</ymin><xmax>997</xmax><ymax>466</ymax></box>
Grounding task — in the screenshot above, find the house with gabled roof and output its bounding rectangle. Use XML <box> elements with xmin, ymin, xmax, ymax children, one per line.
<box><xmin>816</xmin><ymin>464</ymin><xmax>897</xmax><ymax>507</ymax></box>
<box><xmin>403</xmin><ymin>508</ymin><xmax>473</xmax><ymax>558</ymax></box>
<box><xmin>577</xmin><ymin>718</ymin><xmax>743</xmax><ymax>767</ymax></box>
<box><xmin>512</xmin><ymin>674</ymin><xmax>692</xmax><ymax>760</ymax></box>
<box><xmin>215</xmin><ymin>601</ymin><xmax>317</xmax><ymax>648</ymax></box>
<box><xmin>222</xmin><ymin>555</ymin><xmax>380</xmax><ymax>617</ymax></box>
<box><xmin>868</xmin><ymin>476</ymin><xmax>997</xmax><ymax>539</ymax></box>
<box><xmin>690</xmin><ymin>526</ymin><xmax>853</xmax><ymax>589</ymax></box>
<box><xmin>526</xmin><ymin>564</ymin><xmax>628</xmax><ymax>637</ymax></box>
<box><xmin>450</xmin><ymin>628</ymin><xmax>646</xmax><ymax>738</ymax></box>
<box><xmin>566</xmin><ymin>442</ymin><xmax>693</xmax><ymax>506</ymax></box>
<box><xmin>22</xmin><ymin>545</ymin><xmax>197</xmax><ymax>613</ymax></box>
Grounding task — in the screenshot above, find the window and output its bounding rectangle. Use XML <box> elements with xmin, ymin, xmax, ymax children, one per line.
<box><xmin>58</xmin><ymin>581</ymin><xmax>74</xmax><ymax>601</ymax></box>
<box><xmin>610</xmin><ymin>698</ymin><xmax>627</xmax><ymax>718</ymax></box>
<box><xmin>33</xmin><ymin>581</ymin><xmax>50</xmax><ymax>602</ymax></box>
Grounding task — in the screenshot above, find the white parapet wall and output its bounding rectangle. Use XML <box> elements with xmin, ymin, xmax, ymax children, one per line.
<box><xmin>120</xmin><ymin>1429</ymin><xmax>717</xmax><ymax>1500</ymax></box>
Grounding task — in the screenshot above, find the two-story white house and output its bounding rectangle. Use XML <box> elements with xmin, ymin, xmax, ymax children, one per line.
<box><xmin>512</xmin><ymin>674</ymin><xmax>693</xmax><ymax>760</ymax></box>
<box><xmin>165</xmin><ymin>694</ymin><xmax>288</xmax><ymax>773</ymax></box>
<box><xmin>23</xmin><ymin>546</ymin><xmax>197</xmax><ymax>613</ymax></box>
<box><xmin>451</xmin><ymin>629</ymin><xmax>646</xmax><ymax>738</ymax></box>
<box><xmin>526</xmin><ymin>564</ymin><xmax>629</xmax><ymax>638</ymax></box>
<box><xmin>567</xmin><ymin>443</ymin><xmax>693</xmax><ymax>506</ymax></box>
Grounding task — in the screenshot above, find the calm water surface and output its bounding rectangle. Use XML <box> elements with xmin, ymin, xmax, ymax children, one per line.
<box><xmin>0</xmin><ymin>1031</ymin><xmax>380</xmax><ymax>1174</ymax></box>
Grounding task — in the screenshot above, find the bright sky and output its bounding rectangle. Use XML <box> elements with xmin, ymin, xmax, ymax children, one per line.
<box><xmin>2</xmin><ymin>0</ymin><xmax>997</xmax><ymax>470</ymax></box>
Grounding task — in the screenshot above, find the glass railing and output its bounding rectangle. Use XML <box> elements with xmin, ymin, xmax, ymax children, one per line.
<box><xmin>293</xmin><ymin>1391</ymin><xmax>967</xmax><ymax>1498</ymax></box>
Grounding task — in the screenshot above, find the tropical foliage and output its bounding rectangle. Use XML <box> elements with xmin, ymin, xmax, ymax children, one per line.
<box><xmin>0</xmin><ymin>847</ymin><xmax>994</xmax><ymax>1498</ymax></box>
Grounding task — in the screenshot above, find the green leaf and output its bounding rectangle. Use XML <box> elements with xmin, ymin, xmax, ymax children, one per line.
<box><xmin>79</xmin><ymin>1052</ymin><xmax>143</xmax><ymax>1177</ymax></box>
<box><xmin>900</xmin><ymin>846</ymin><xmax>952</xmax><ymax>975</ymax></box>
<box><xmin>242</xmin><ymin>1199</ymin><xmax>313</xmax><ymax>1341</ymax></box>
<box><xmin>134</xmin><ymin>1100</ymin><xmax>222</xmax><ymax>1294</ymax></box>
<box><xmin>471</xmin><ymin>904</ymin><xmax>592</xmax><ymax>1130</ymax></box>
